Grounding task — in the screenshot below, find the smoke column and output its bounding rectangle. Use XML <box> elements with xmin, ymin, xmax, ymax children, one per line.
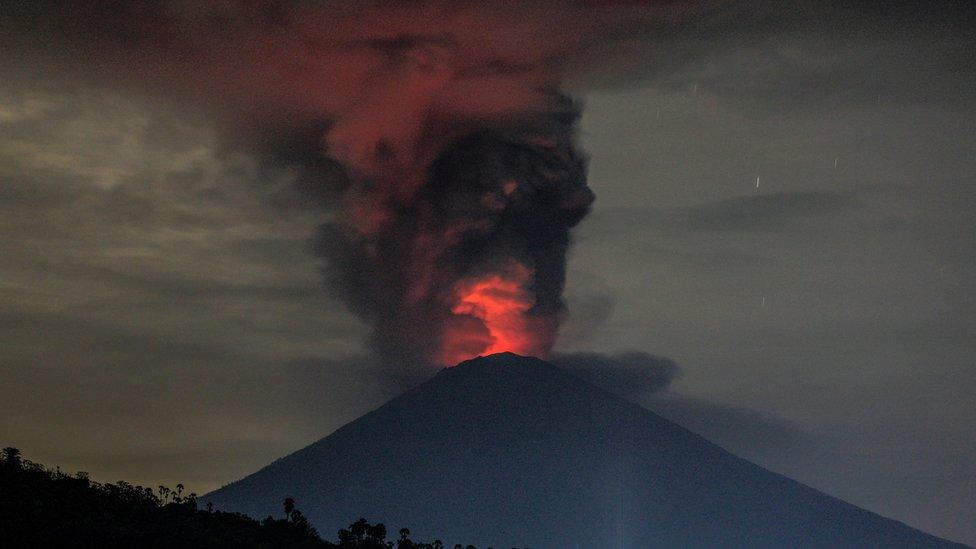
<box><xmin>8</xmin><ymin>1</ymin><xmax>722</xmax><ymax>369</ymax></box>
<box><xmin>320</xmin><ymin>105</ymin><xmax>593</xmax><ymax>366</ymax></box>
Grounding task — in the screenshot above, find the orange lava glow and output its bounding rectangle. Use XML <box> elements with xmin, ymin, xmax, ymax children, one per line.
<box><xmin>437</xmin><ymin>262</ymin><xmax>550</xmax><ymax>365</ymax></box>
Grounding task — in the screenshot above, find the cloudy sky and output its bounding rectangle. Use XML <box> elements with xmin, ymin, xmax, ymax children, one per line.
<box><xmin>1</xmin><ymin>1</ymin><xmax>974</xmax><ymax>545</ymax></box>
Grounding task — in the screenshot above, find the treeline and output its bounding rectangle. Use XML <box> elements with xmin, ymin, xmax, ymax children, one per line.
<box><xmin>0</xmin><ymin>448</ymin><xmax>506</xmax><ymax>548</ymax></box>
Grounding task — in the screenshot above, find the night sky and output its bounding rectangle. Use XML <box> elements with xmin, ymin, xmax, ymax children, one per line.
<box><xmin>1</xmin><ymin>1</ymin><xmax>974</xmax><ymax>545</ymax></box>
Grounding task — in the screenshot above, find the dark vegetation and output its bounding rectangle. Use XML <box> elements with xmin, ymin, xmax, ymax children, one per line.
<box><xmin>0</xmin><ymin>448</ymin><xmax>500</xmax><ymax>548</ymax></box>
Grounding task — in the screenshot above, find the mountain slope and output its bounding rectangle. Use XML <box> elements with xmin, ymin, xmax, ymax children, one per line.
<box><xmin>205</xmin><ymin>353</ymin><xmax>967</xmax><ymax>548</ymax></box>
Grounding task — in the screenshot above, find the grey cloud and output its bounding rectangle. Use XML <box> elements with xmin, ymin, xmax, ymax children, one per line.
<box><xmin>0</xmin><ymin>167</ymin><xmax>91</xmax><ymax>208</ymax></box>
<box><xmin>0</xmin><ymin>310</ymin><xmax>384</xmax><ymax>490</ymax></box>
<box><xmin>557</xmin><ymin>288</ymin><xmax>617</xmax><ymax>349</ymax></box>
<box><xmin>551</xmin><ymin>352</ymin><xmax>822</xmax><ymax>474</ymax></box>
<box><xmin>642</xmin><ymin>392</ymin><xmax>821</xmax><ymax>461</ymax></box>
<box><xmin>635</xmin><ymin>1</ymin><xmax>976</xmax><ymax>110</ymax></box>
<box><xmin>668</xmin><ymin>191</ymin><xmax>848</xmax><ymax>231</ymax></box>
<box><xmin>0</xmin><ymin>84</ymin><xmax>365</xmax><ymax>365</ymax></box>
<box><xmin>581</xmin><ymin>191</ymin><xmax>849</xmax><ymax>238</ymax></box>
<box><xmin>551</xmin><ymin>351</ymin><xmax>680</xmax><ymax>398</ymax></box>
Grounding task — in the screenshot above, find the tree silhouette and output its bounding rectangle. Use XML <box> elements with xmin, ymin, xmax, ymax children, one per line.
<box><xmin>284</xmin><ymin>496</ymin><xmax>296</xmax><ymax>518</ymax></box>
<box><xmin>367</xmin><ymin>522</ymin><xmax>387</xmax><ymax>543</ymax></box>
<box><xmin>0</xmin><ymin>448</ymin><xmax>330</xmax><ymax>546</ymax></box>
<box><xmin>2</xmin><ymin>447</ymin><xmax>22</xmax><ymax>469</ymax></box>
<box><xmin>396</xmin><ymin>527</ymin><xmax>417</xmax><ymax>548</ymax></box>
<box><xmin>351</xmin><ymin>517</ymin><xmax>369</xmax><ymax>541</ymax></box>
<box><xmin>1</xmin><ymin>448</ymin><xmax>508</xmax><ymax>548</ymax></box>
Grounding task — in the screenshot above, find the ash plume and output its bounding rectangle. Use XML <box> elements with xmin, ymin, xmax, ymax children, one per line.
<box><xmin>318</xmin><ymin>107</ymin><xmax>594</xmax><ymax>367</ymax></box>
<box><xmin>5</xmin><ymin>1</ymin><xmax>726</xmax><ymax>374</ymax></box>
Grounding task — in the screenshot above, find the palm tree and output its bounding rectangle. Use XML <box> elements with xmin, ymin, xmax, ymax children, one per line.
<box><xmin>1</xmin><ymin>447</ymin><xmax>22</xmax><ymax>468</ymax></box>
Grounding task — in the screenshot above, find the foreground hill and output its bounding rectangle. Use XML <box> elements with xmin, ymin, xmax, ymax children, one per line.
<box><xmin>206</xmin><ymin>353</ymin><xmax>968</xmax><ymax>548</ymax></box>
<box><xmin>0</xmin><ymin>447</ymin><xmax>463</xmax><ymax>547</ymax></box>
<box><xmin>0</xmin><ymin>446</ymin><xmax>326</xmax><ymax>548</ymax></box>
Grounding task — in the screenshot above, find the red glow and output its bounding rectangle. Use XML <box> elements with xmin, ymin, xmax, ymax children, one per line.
<box><xmin>437</xmin><ymin>262</ymin><xmax>552</xmax><ymax>366</ymax></box>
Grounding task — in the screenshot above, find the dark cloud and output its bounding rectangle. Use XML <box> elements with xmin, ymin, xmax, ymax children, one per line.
<box><xmin>317</xmin><ymin>119</ymin><xmax>594</xmax><ymax>371</ymax></box>
<box><xmin>643</xmin><ymin>393</ymin><xmax>817</xmax><ymax>456</ymax></box>
<box><xmin>552</xmin><ymin>353</ymin><xmax>825</xmax><ymax>483</ymax></box>
<box><xmin>558</xmin><ymin>288</ymin><xmax>618</xmax><ymax>348</ymax></box>
<box><xmin>551</xmin><ymin>351</ymin><xmax>680</xmax><ymax>398</ymax></box>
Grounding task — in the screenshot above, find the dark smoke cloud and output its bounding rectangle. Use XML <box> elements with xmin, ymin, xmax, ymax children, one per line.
<box><xmin>551</xmin><ymin>351</ymin><xmax>680</xmax><ymax>397</ymax></box>
<box><xmin>318</xmin><ymin>112</ymin><xmax>594</xmax><ymax>369</ymax></box>
<box><xmin>4</xmin><ymin>0</ymin><xmax>726</xmax><ymax>376</ymax></box>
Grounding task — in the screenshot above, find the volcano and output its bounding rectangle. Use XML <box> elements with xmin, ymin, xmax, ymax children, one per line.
<box><xmin>205</xmin><ymin>353</ymin><xmax>965</xmax><ymax>548</ymax></box>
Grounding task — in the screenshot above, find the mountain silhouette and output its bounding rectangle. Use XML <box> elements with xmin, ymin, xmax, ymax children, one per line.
<box><xmin>205</xmin><ymin>352</ymin><xmax>967</xmax><ymax>548</ymax></box>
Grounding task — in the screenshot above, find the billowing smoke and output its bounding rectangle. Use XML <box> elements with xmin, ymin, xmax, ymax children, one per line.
<box><xmin>6</xmin><ymin>1</ymin><xmax>725</xmax><ymax>372</ymax></box>
<box><xmin>319</xmin><ymin>107</ymin><xmax>593</xmax><ymax>366</ymax></box>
